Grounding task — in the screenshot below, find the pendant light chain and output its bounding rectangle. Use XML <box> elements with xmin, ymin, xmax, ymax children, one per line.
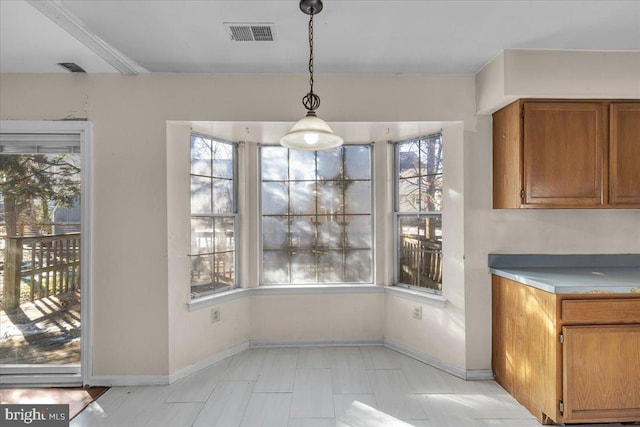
<box><xmin>308</xmin><ymin>12</ymin><xmax>314</xmax><ymax>96</ymax></box>
<box><xmin>281</xmin><ymin>0</ymin><xmax>343</xmax><ymax>150</ymax></box>
<box><xmin>302</xmin><ymin>9</ymin><xmax>320</xmax><ymax>113</ymax></box>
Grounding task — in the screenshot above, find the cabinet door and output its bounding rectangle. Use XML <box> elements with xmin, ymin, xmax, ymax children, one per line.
<box><xmin>610</xmin><ymin>103</ymin><xmax>640</xmax><ymax>206</ymax></box>
<box><xmin>562</xmin><ymin>325</ymin><xmax>640</xmax><ymax>423</ymax></box>
<box><xmin>523</xmin><ymin>102</ymin><xmax>605</xmax><ymax>207</ymax></box>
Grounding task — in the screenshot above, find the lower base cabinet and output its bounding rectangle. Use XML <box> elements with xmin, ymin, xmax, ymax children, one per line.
<box><xmin>492</xmin><ymin>275</ymin><xmax>640</xmax><ymax>424</ymax></box>
<box><xmin>562</xmin><ymin>325</ymin><xmax>640</xmax><ymax>423</ymax></box>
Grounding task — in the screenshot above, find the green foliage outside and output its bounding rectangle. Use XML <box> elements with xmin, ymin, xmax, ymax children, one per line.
<box><xmin>0</xmin><ymin>154</ymin><xmax>80</xmax><ymax>237</ymax></box>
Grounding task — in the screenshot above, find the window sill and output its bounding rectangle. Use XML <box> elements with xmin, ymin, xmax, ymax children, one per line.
<box><xmin>385</xmin><ymin>286</ymin><xmax>447</xmax><ymax>307</ymax></box>
<box><xmin>187</xmin><ymin>288</ymin><xmax>249</xmax><ymax>312</ymax></box>
<box><xmin>251</xmin><ymin>284</ymin><xmax>384</xmax><ymax>296</ymax></box>
<box><xmin>187</xmin><ymin>285</ymin><xmax>445</xmax><ymax>312</ymax></box>
<box><xmin>187</xmin><ymin>284</ymin><xmax>385</xmax><ymax>311</ymax></box>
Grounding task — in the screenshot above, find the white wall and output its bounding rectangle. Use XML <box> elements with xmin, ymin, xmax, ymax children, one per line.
<box><xmin>1</xmin><ymin>50</ymin><xmax>637</xmax><ymax>379</ymax></box>
<box><xmin>476</xmin><ymin>49</ymin><xmax>640</xmax><ymax>114</ymax></box>
<box><xmin>0</xmin><ymin>72</ymin><xmax>477</xmax><ymax>377</ymax></box>
<box><xmin>250</xmin><ymin>293</ymin><xmax>384</xmax><ymax>343</ymax></box>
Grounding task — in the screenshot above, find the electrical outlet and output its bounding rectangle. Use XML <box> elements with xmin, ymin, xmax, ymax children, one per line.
<box><xmin>211</xmin><ymin>307</ymin><xmax>221</xmax><ymax>323</ymax></box>
<box><xmin>412</xmin><ymin>305</ymin><xmax>422</xmax><ymax>320</ymax></box>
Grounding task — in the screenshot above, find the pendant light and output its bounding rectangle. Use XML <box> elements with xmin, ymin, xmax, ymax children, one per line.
<box><xmin>280</xmin><ymin>0</ymin><xmax>343</xmax><ymax>151</ymax></box>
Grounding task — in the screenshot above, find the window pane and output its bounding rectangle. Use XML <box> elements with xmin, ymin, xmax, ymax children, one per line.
<box><xmin>190</xmin><ymin>254</ymin><xmax>213</xmax><ymax>289</ymax></box>
<box><xmin>262</xmin><ymin>146</ymin><xmax>288</xmax><ymax>180</ymax></box>
<box><xmin>317</xmin><ymin>148</ymin><xmax>342</xmax><ymax>180</ymax></box>
<box><xmin>190</xmin><ymin>254</ymin><xmax>235</xmax><ymax>298</ymax></box>
<box><xmin>318</xmin><ymin>250</ymin><xmax>344</xmax><ymax>282</ymax></box>
<box><xmin>290</xmin><ymin>181</ymin><xmax>315</xmax><ymax>215</ymax></box>
<box><xmin>345</xmin><ymin>250</ymin><xmax>372</xmax><ymax>282</ymax></box>
<box><xmin>291</xmin><ymin>251</ymin><xmax>316</xmax><ymax>283</ymax></box>
<box><xmin>346</xmin><ymin>215</ymin><xmax>371</xmax><ymax>248</ymax></box>
<box><xmin>263</xmin><ymin>251</ymin><xmax>289</xmax><ymax>284</ymax></box>
<box><xmin>191</xmin><ymin>217</ymin><xmax>213</xmax><ymax>254</ymax></box>
<box><xmin>344</xmin><ymin>146</ymin><xmax>371</xmax><ymax>180</ymax></box>
<box><xmin>212</xmin><ymin>141</ymin><xmax>234</xmax><ymax>179</ymax></box>
<box><xmin>191</xmin><ymin>176</ymin><xmax>212</xmax><ymax>214</ymax></box>
<box><xmin>345</xmin><ymin>181</ymin><xmax>371</xmax><ymax>214</ymax></box>
<box><xmin>290</xmin><ymin>150</ymin><xmax>316</xmax><ymax>180</ymax></box>
<box><xmin>214</xmin><ymin>251</ymin><xmax>235</xmax><ymax>287</ymax></box>
<box><xmin>191</xmin><ymin>136</ymin><xmax>212</xmax><ymax>176</ymax></box>
<box><xmin>212</xmin><ymin>178</ymin><xmax>233</xmax><ymax>214</ymax></box>
<box><xmin>317</xmin><ymin>182</ymin><xmax>341</xmax><ymax>214</ymax></box>
<box><xmin>420</xmin><ymin>174</ymin><xmax>443</xmax><ymax>212</ymax></box>
<box><xmin>291</xmin><ymin>217</ymin><xmax>316</xmax><ymax>249</ymax></box>
<box><xmin>398</xmin><ymin>177</ymin><xmax>420</xmax><ymax>212</ymax></box>
<box><xmin>262</xmin><ymin>182</ymin><xmax>288</xmax><ymax>215</ymax></box>
<box><xmin>397</xmin><ymin>215</ymin><xmax>442</xmax><ymax>291</ymax></box>
<box><xmin>419</xmin><ymin>137</ymin><xmax>443</xmax><ymax>175</ymax></box>
<box><xmin>214</xmin><ymin>217</ymin><xmax>235</xmax><ymax>252</ymax></box>
<box><xmin>398</xmin><ymin>141</ymin><xmax>420</xmax><ymax>178</ymax></box>
<box><xmin>317</xmin><ymin>217</ymin><xmax>342</xmax><ymax>248</ymax></box>
<box><xmin>263</xmin><ymin>216</ymin><xmax>288</xmax><ymax>249</ymax></box>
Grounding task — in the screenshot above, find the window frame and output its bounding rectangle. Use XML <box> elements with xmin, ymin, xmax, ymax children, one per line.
<box><xmin>189</xmin><ymin>132</ymin><xmax>239</xmax><ymax>299</ymax></box>
<box><xmin>392</xmin><ymin>133</ymin><xmax>443</xmax><ymax>295</ymax></box>
<box><xmin>258</xmin><ymin>143</ymin><xmax>375</xmax><ymax>286</ymax></box>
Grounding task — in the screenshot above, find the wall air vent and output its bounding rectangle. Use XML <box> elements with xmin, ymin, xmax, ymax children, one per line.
<box><xmin>224</xmin><ymin>22</ymin><xmax>276</xmax><ymax>42</ymax></box>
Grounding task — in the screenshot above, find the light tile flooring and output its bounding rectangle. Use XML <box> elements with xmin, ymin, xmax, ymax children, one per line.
<box><xmin>71</xmin><ymin>346</ymin><xmax>630</xmax><ymax>427</ymax></box>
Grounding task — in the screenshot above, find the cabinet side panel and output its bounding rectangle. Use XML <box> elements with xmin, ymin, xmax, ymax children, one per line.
<box><xmin>492</xmin><ymin>275</ymin><xmax>514</xmax><ymax>391</ymax></box>
<box><xmin>563</xmin><ymin>325</ymin><xmax>640</xmax><ymax>423</ymax></box>
<box><xmin>492</xmin><ymin>275</ymin><xmax>559</xmax><ymax>423</ymax></box>
<box><xmin>610</xmin><ymin>103</ymin><xmax>640</xmax><ymax>206</ymax></box>
<box><xmin>521</xmin><ymin>282</ymin><xmax>560</xmax><ymax>423</ymax></box>
<box><xmin>493</xmin><ymin>101</ymin><xmax>522</xmax><ymax>208</ymax></box>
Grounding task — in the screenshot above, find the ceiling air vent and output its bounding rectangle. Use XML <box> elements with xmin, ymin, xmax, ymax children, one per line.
<box><xmin>224</xmin><ymin>22</ymin><xmax>276</xmax><ymax>42</ymax></box>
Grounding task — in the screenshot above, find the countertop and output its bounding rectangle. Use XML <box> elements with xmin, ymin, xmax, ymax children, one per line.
<box><xmin>488</xmin><ymin>254</ymin><xmax>640</xmax><ymax>294</ymax></box>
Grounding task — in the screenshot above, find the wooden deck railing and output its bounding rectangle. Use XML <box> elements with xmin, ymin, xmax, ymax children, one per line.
<box><xmin>2</xmin><ymin>233</ymin><xmax>80</xmax><ymax>309</ymax></box>
<box><xmin>399</xmin><ymin>235</ymin><xmax>442</xmax><ymax>291</ymax></box>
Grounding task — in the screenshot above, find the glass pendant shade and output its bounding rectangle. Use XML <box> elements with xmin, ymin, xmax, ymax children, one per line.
<box><xmin>280</xmin><ymin>113</ymin><xmax>343</xmax><ymax>151</ymax></box>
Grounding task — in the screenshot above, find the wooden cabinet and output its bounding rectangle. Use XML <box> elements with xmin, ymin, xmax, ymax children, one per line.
<box><xmin>492</xmin><ymin>99</ymin><xmax>640</xmax><ymax>209</ymax></box>
<box><xmin>492</xmin><ymin>275</ymin><xmax>640</xmax><ymax>424</ymax></box>
<box><xmin>562</xmin><ymin>325</ymin><xmax>640</xmax><ymax>423</ymax></box>
<box><xmin>492</xmin><ymin>275</ymin><xmax>561</xmax><ymax>424</ymax></box>
<box><xmin>610</xmin><ymin>103</ymin><xmax>640</xmax><ymax>205</ymax></box>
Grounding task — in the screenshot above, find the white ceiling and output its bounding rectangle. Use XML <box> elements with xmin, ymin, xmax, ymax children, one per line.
<box><xmin>1</xmin><ymin>0</ymin><xmax>639</xmax><ymax>75</ymax></box>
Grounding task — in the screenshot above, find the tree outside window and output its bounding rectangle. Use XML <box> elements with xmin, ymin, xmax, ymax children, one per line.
<box><xmin>189</xmin><ymin>135</ymin><xmax>237</xmax><ymax>298</ymax></box>
<box><xmin>395</xmin><ymin>134</ymin><xmax>443</xmax><ymax>293</ymax></box>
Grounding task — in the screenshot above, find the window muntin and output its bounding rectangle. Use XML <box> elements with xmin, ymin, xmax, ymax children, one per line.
<box><xmin>260</xmin><ymin>145</ymin><xmax>373</xmax><ymax>285</ymax></box>
<box><xmin>189</xmin><ymin>134</ymin><xmax>237</xmax><ymax>298</ymax></box>
<box><xmin>395</xmin><ymin>134</ymin><xmax>443</xmax><ymax>293</ymax></box>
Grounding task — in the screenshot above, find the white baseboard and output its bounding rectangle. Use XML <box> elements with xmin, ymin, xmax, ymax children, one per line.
<box><xmin>249</xmin><ymin>339</ymin><xmax>384</xmax><ymax>348</ymax></box>
<box><xmin>168</xmin><ymin>341</ymin><xmax>249</xmax><ymax>384</ymax></box>
<box><xmin>0</xmin><ymin>373</ymin><xmax>82</xmax><ymax>387</ymax></box>
<box><xmin>384</xmin><ymin>339</ymin><xmax>494</xmax><ymax>381</ymax></box>
<box><xmin>465</xmin><ymin>368</ymin><xmax>495</xmax><ymax>381</ymax></box>
<box><xmin>88</xmin><ymin>374</ymin><xmax>170</xmax><ymax>387</ymax></box>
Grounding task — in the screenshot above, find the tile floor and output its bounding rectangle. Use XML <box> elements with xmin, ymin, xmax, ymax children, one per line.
<box><xmin>71</xmin><ymin>346</ymin><xmax>630</xmax><ymax>427</ymax></box>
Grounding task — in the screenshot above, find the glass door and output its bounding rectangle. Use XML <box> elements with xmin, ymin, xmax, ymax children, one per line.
<box><xmin>0</xmin><ymin>127</ymin><xmax>86</xmax><ymax>385</ymax></box>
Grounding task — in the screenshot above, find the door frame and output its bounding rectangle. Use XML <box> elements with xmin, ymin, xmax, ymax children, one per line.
<box><xmin>0</xmin><ymin>120</ymin><xmax>93</xmax><ymax>386</ymax></box>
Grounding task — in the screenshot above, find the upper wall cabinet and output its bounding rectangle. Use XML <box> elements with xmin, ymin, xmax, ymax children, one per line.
<box><xmin>610</xmin><ymin>103</ymin><xmax>640</xmax><ymax>205</ymax></box>
<box><xmin>493</xmin><ymin>100</ymin><xmax>640</xmax><ymax>209</ymax></box>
